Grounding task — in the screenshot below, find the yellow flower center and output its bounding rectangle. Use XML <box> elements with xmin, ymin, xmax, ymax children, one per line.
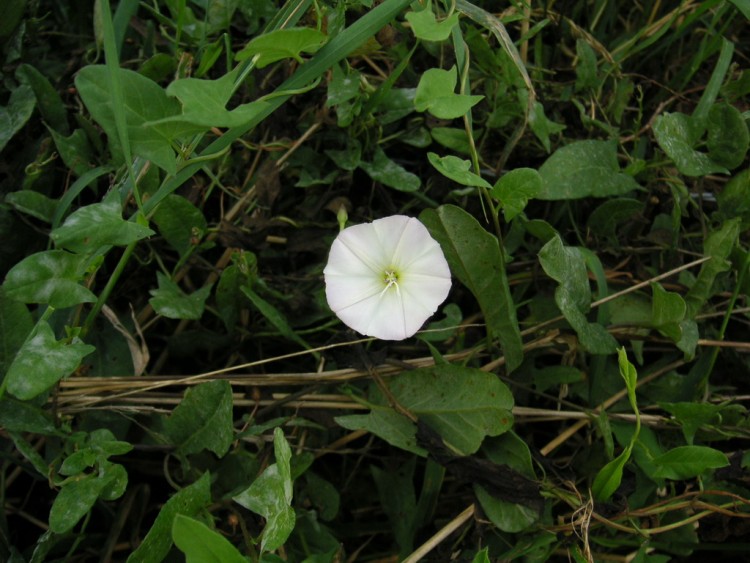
<box><xmin>382</xmin><ymin>269</ymin><xmax>401</xmax><ymax>295</ymax></box>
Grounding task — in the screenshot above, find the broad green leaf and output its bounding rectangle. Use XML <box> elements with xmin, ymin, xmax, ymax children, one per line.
<box><xmin>76</xmin><ymin>66</ymin><xmax>199</xmax><ymax>175</ymax></box>
<box><xmin>49</xmin><ymin>473</ymin><xmax>110</xmax><ymax>534</ymax></box>
<box><xmin>383</xmin><ymin>364</ymin><xmax>513</xmax><ymax>455</ymax></box>
<box><xmin>491</xmin><ymin>168</ymin><xmax>542</xmax><ymax>221</ymax></box>
<box><xmin>405</xmin><ymin>1</ymin><xmax>459</xmax><ymax>42</ymax></box>
<box><xmin>127</xmin><ymin>473</ymin><xmax>212</xmax><ymax>563</ymax></box>
<box><xmin>235</xmin><ymin>28</ymin><xmax>327</xmax><ymax>68</ymax></box>
<box><xmin>651</xmin><ymin>283</ymin><xmax>686</xmax><ymax>342</ymax></box>
<box><xmin>163</xmin><ymin>380</ymin><xmax>234</xmax><ymax>458</ymax></box>
<box><xmin>660</xmin><ymin>402</ymin><xmax>723</xmax><ymax>445</ymax></box>
<box><xmin>326</xmin><ymin>139</ymin><xmax>362</xmax><ymax>171</ymax></box>
<box><xmin>149</xmin><ymin>272</ymin><xmax>212</xmax><ymax>320</ymax></box>
<box><xmin>336</xmin><ymin>410</ymin><xmax>426</xmax><ymax>456</ymax></box>
<box><xmin>651</xmin><ymin>445</ymin><xmax>729</xmax><ymax>479</ymax></box>
<box><xmin>414</xmin><ymin>66</ymin><xmax>483</xmax><ymax>119</ymax></box>
<box><xmin>156</xmin><ymin>67</ymin><xmax>270</xmax><ymax>128</ymax></box>
<box><xmin>592</xmin><ymin>445</ymin><xmax>631</xmax><ymax>501</ymax></box>
<box><xmin>537</xmin><ymin>140</ymin><xmax>641</xmax><ymax>199</ymax></box>
<box><xmin>51</xmin><ymin>196</ymin><xmax>154</xmax><ymax>253</ymax></box>
<box><xmin>172</xmin><ymin>515</ymin><xmax>247</xmax><ymax>563</ymax></box>
<box><xmin>653</xmin><ymin>112</ymin><xmax>728</xmax><ymax>177</ymax></box>
<box><xmin>233</xmin><ymin>428</ymin><xmax>295</xmax><ymax>553</ymax></box>
<box><xmin>359</xmin><ymin>146</ymin><xmax>420</xmax><ymax>192</ymax></box>
<box><xmin>427</xmin><ymin>152</ymin><xmax>492</xmax><ymax>188</ymax></box>
<box><xmin>99</xmin><ymin>462</ymin><xmax>129</xmax><ymax>501</ymax></box>
<box><xmin>0</xmin><ymin>287</ymin><xmax>33</xmax><ymax>377</ymax></box>
<box><xmin>5</xmin><ymin>190</ymin><xmax>58</xmax><ymax>223</ymax></box>
<box><xmin>215</xmin><ymin>264</ymin><xmax>243</xmax><ymax>331</ymax></box>
<box><xmin>475</xmin><ymin>432</ymin><xmax>539</xmax><ymax>532</ymax></box>
<box><xmin>0</xmin><ymin>83</ymin><xmax>36</xmax><ymax>154</ymax></box>
<box><xmin>420</xmin><ymin>205</ymin><xmax>523</xmax><ymax>371</ymax></box>
<box><xmin>151</xmin><ymin>194</ymin><xmax>207</xmax><ymax>257</ymax></box>
<box><xmin>0</xmin><ymin>397</ymin><xmax>57</xmax><ymax>435</ymax></box>
<box><xmin>706</xmin><ymin>103</ymin><xmax>749</xmax><ymax>169</ymax></box>
<box><xmin>5</xmin><ymin>321</ymin><xmax>95</xmax><ymax>400</ymax></box>
<box><xmin>474</xmin><ymin>484</ymin><xmax>538</xmax><ymax>532</ymax></box>
<box><xmin>3</xmin><ymin>250</ymin><xmax>97</xmax><ymax>308</ymax></box>
<box><xmin>684</xmin><ymin>218</ymin><xmax>741</xmax><ymax>317</ymax></box>
<box><xmin>538</xmin><ymin>236</ymin><xmax>618</xmax><ymax>354</ymax></box>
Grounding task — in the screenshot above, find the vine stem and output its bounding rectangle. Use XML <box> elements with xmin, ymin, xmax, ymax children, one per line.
<box><xmin>81</xmin><ymin>241</ymin><xmax>138</xmax><ymax>337</ymax></box>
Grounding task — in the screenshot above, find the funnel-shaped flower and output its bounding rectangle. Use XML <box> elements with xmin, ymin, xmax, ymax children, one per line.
<box><xmin>324</xmin><ymin>215</ymin><xmax>452</xmax><ymax>340</ymax></box>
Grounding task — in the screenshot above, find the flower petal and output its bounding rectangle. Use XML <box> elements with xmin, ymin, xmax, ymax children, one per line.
<box><xmin>324</xmin><ymin>215</ymin><xmax>452</xmax><ymax>340</ymax></box>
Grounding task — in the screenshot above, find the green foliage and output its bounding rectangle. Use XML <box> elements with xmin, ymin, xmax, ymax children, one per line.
<box><xmin>421</xmin><ymin>205</ymin><xmax>523</xmax><ymax>371</ymax></box>
<box><xmin>3</xmin><ymin>0</ymin><xmax>750</xmax><ymax>560</ymax></box>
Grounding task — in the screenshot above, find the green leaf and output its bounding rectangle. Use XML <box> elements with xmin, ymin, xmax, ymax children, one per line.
<box><xmin>420</xmin><ymin>205</ymin><xmax>523</xmax><ymax>371</ymax></box>
<box><xmin>49</xmin><ymin>473</ymin><xmax>110</xmax><ymax>534</ymax></box>
<box><xmin>51</xmin><ymin>196</ymin><xmax>154</xmax><ymax>253</ymax></box>
<box><xmin>526</xmin><ymin>96</ymin><xmax>565</xmax><ymax>153</ymax></box>
<box><xmin>475</xmin><ymin>484</ymin><xmax>538</xmax><ymax>532</ymax></box>
<box><xmin>241</xmin><ymin>286</ymin><xmax>310</xmax><ymax>350</ymax></box>
<box><xmin>405</xmin><ymin>1</ymin><xmax>459</xmax><ymax>42</ymax></box>
<box><xmin>149</xmin><ymin>272</ymin><xmax>212</xmax><ymax>320</ymax></box>
<box><xmin>235</xmin><ymin>28</ymin><xmax>328</xmax><ymax>68</ymax></box>
<box><xmin>538</xmin><ymin>236</ymin><xmax>618</xmax><ymax>354</ymax></box>
<box><xmin>0</xmin><ymin>287</ymin><xmax>34</xmax><ymax>377</ymax></box>
<box><xmin>391</xmin><ymin>365</ymin><xmax>513</xmax><ymax>455</ymax></box>
<box><xmin>537</xmin><ymin>140</ymin><xmax>641</xmax><ymax>199</ymax></box>
<box><xmin>706</xmin><ymin>103</ymin><xmax>749</xmax><ymax>169</ymax></box>
<box><xmin>587</xmin><ymin>198</ymin><xmax>644</xmax><ymax>241</ymax></box>
<box><xmin>592</xmin><ymin>445</ymin><xmax>632</xmax><ymax>501</ymax></box>
<box><xmin>651</xmin><ymin>446</ymin><xmax>729</xmax><ymax>480</ymax></box>
<box><xmin>0</xmin><ymin>83</ymin><xmax>36</xmax><ymax>154</ymax></box>
<box><xmin>574</xmin><ymin>39</ymin><xmax>598</xmax><ymax>91</ymax></box>
<box><xmin>359</xmin><ymin>146</ymin><xmax>420</xmax><ymax>192</ymax></box>
<box><xmin>5</xmin><ymin>321</ymin><xmax>95</xmax><ymax>400</ymax></box>
<box><xmin>172</xmin><ymin>515</ymin><xmax>247</xmax><ymax>563</ymax></box>
<box><xmin>659</xmin><ymin>402</ymin><xmax>723</xmax><ymax>445</ymax></box>
<box><xmin>127</xmin><ymin>473</ymin><xmax>212</xmax><ymax>563</ymax></box>
<box><xmin>76</xmin><ymin>66</ymin><xmax>197</xmax><ymax>175</ymax></box>
<box><xmin>157</xmin><ymin>67</ymin><xmax>270</xmax><ymax>128</ymax></box>
<box><xmin>0</xmin><ymin>397</ymin><xmax>57</xmax><ymax>435</ymax></box>
<box><xmin>5</xmin><ymin>190</ymin><xmax>58</xmax><ymax>223</ymax></box>
<box><xmin>427</xmin><ymin>152</ymin><xmax>492</xmax><ymax>188</ymax></box>
<box><xmin>651</xmin><ymin>282</ymin><xmax>686</xmax><ymax>342</ymax></box>
<box><xmin>717</xmin><ymin>168</ymin><xmax>750</xmax><ymax>224</ymax></box>
<box><xmin>472</xmin><ymin>548</ymin><xmax>491</xmax><ymax>563</ymax></box>
<box><xmin>475</xmin><ymin>432</ymin><xmax>539</xmax><ymax>532</ymax></box>
<box><xmin>17</xmin><ymin>63</ymin><xmax>69</xmax><ymax>134</ymax></box>
<box><xmin>414</xmin><ymin>66</ymin><xmax>483</xmax><ymax>119</ymax></box>
<box><xmin>336</xmin><ymin>410</ymin><xmax>426</xmax><ymax>456</ymax></box>
<box><xmin>491</xmin><ymin>168</ymin><xmax>542</xmax><ymax>221</ymax></box>
<box><xmin>684</xmin><ymin>218</ymin><xmax>741</xmax><ymax>317</ymax></box>
<box><xmin>152</xmin><ymin>194</ymin><xmax>207</xmax><ymax>257</ymax></box>
<box><xmin>233</xmin><ymin>428</ymin><xmax>295</xmax><ymax>553</ymax></box>
<box><xmin>163</xmin><ymin>380</ymin><xmax>234</xmax><ymax>458</ymax></box>
<box><xmin>372</xmin><ymin>459</ymin><xmax>418</xmax><ymax>554</ymax></box>
<box><xmin>653</xmin><ymin>112</ymin><xmax>729</xmax><ymax>177</ymax></box>
<box><xmin>3</xmin><ymin>250</ymin><xmax>97</xmax><ymax>308</ymax></box>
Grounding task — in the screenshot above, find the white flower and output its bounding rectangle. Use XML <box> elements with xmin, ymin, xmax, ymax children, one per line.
<box><xmin>324</xmin><ymin>215</ymin><xmax>452</xmax><ymax>340</ymax></box>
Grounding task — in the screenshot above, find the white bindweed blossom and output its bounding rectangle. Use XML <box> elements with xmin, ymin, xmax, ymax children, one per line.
<box><xmin>324</xmin><ymin>215</ymin><xmax>452</xmax><ymax>340</ymax></box>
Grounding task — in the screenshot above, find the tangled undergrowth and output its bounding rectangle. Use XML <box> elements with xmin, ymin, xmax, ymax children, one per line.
<box><xmin>2</xmin><ymin>1</ymin><xmax>750</xmax><ymax>561</ymax></box>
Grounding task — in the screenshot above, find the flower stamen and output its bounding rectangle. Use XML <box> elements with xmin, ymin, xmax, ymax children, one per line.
<box><xmin>381</xmin><ymin>269</ymin><xmax>401</xmax><ymax>297</ymax></box>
